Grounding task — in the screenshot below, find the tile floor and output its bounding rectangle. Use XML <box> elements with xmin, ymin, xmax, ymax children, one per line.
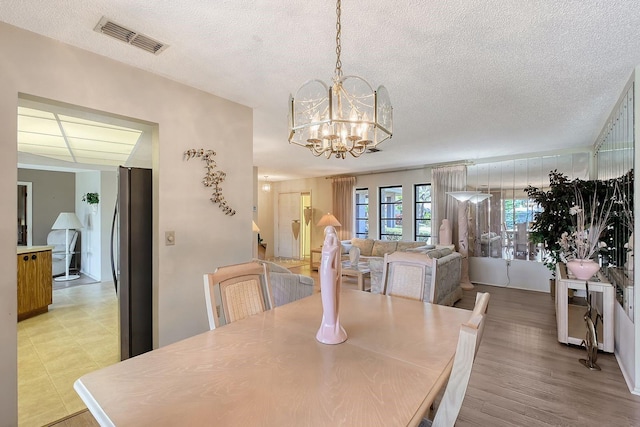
<box><xmin>18</xmin><ymin>280</ymin><xmax>118</xmax><ymax>427</ymax></box>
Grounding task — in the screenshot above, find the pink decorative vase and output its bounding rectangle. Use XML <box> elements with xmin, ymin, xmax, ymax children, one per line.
<box><xmin>566</xmin><ymin>259</ymin><xmax>600</xmax><ymax>280</ymax></box>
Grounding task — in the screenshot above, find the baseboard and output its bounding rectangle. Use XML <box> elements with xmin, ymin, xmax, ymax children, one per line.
<box><xmin>615</xmin><ymin>349</ymin><xmax>639</xmax><ymax>395</ymax></box>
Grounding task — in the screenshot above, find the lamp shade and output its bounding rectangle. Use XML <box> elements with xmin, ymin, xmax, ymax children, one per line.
<box><xmin>52</xmin><ymin>212</ymin><xmax>83</xmax><ymax>230</ymax></box>
<box><xmin>317</xmin><ymin>213</ymin><xmax>341</xmax><ymax>227</ymax></box>
<box><xmin>468</xmin><ymin>193</ymin><xmax>492</xmax><ymax>204</ymax></box>
<box><xmin>447</xmin><ymin>191</ymin><xmax>482</xmax><ymax>202</ymax></box>
<box><xmin>252</xmin><ymin>221</ymin><xmax>260</xmax><ymax>232</ymax></box>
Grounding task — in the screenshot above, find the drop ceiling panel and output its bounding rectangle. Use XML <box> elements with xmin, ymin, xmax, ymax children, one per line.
<box><xmin>18</xmin><ymin>133</ymin><xmax>67</xmax><ymax>147</ymax></box>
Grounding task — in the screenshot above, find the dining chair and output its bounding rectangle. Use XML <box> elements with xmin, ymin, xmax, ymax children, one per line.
<box><xmin>203</xmin><ymin>261</ymin><xmax>274</xmax><ymax>330</ymax></box>
<box><xmin>381</xmin><ymin>251</ymin><xmax>434</xmax><ymax>302</ymax></box>
<box><xmin>471</xmin><ymin>292</ymin><xmax>491</xmax><ymax>356</ymax></box>
<box><xmin>419</xmin><ymin>311</ymin><xmax>488</xmax><ymax>426</ymax></box>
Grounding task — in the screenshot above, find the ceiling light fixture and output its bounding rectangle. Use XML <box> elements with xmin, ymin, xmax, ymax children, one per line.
<box><xmin>261</xmin><ymin>176</ymin><xmax>271</xmax><ymax>192</ymax></box>
<box><xmin>288</xmin><ymin>0</ymin><xmax>393</xmax><ymax>159</ymax></box>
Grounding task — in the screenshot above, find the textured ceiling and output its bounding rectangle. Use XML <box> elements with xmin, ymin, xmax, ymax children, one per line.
<box><xmin>3</xmin><ymin>0</ymin><xmax>640</xmax><ymax>181</ymax></box>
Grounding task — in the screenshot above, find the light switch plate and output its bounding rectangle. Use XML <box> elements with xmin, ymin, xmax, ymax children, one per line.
<box><xmin>165</xmin><ymin>231</ymin><xmax>175</xmax><ymax>246</ymax></box>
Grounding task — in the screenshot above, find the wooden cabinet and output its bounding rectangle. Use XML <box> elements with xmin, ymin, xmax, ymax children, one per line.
<box><xmin>556</xmin><ymin>263</ymin><xmax>614</xmax><ymax>352</ymax></box>
<box><xmin>17</xmin><ymin>246</ymin><xmax>53</xmax><ymax>321</ymax></box>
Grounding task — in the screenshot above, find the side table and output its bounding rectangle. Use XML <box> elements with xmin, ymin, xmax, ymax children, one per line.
<box><xmin>310</xmin><ymin>247</ymin><xmax>322</xmax><ymax>271</ymax></box>
<box><xmin>341</xmin><ymin>261</ymin><xmax>371</xmax><ymax>291</ymax></box>
<box><xmin>555</xmin><ymin>263</ymin><xmax>614</xmax><ymax>352</ymax></box>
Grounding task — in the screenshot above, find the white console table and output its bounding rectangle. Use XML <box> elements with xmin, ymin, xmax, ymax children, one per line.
<box><xmin>555</xmin><ymin>263</ymin><xmax>614</xmax><ymax>353</ymax></box>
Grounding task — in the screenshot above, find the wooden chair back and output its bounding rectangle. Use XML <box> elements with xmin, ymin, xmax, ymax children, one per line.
<box><xmin>471</xmin><ymin>292</ymin><xmax>490</xmax><ymax>355</ymax></box>
<box><xmin>203</xmin><ymin>261</ymin><xmax>274</xmax><ymax>330</ymax></box>
<box><xmin>381</xmin><ymin>251</ymin><xmax>434</xmax><ymax>302</ymax></box>
<box><xmin>430</xmin><ymin>312</ymin><xmax>486</xmax><ymax>427</ymax></box>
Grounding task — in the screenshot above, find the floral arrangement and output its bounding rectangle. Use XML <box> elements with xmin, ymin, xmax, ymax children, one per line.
<box><xmin>558</xmin><ymin>186</ymin><xmax>612</xmax><ymax>262</ymax></box>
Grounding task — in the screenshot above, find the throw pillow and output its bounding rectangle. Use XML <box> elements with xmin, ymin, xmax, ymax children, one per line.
<box><xmin>351</xmin><ymin>238</ymin><xmax>375</xmax><ymax>257</ymax></box>
<box><xmin>371</xmin><ymin>241</ymin><xmax>398</xmax><ymax>257</ymax></box>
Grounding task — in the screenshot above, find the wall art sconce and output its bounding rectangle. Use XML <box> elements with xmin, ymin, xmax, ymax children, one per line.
<box><xmin>303</xmin><ymin>206</ymin><xmax>313</xmax><ymax>226</ymax></box>
<box><xmin>184</xmin><ymin>148</ymin><xmax>236</xmax><ymax>216</ymax></box>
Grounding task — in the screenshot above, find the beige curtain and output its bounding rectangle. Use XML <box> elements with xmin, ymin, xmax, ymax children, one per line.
<box><xmin>431</xmin><ymin>166</ymin><xmax>467</xmax><ymax>247</ymax></box>
<box><xmin>332</xmin><ymin>176</ymin><xmax>356</xmax><ymax>240</ymax></box>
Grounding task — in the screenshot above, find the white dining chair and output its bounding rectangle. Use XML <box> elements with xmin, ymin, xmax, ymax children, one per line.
<box><xmin>203</xmin><ymin>261</ymin><xmax>274</xmax><ymax>330</ymax></box>
<box><xmin>381</xmin><ymin>251</ymin><xmax>434</xmax><ymax>302</ymax></box>
<box><xmin>420</xmin><ymin>292</ymin><xmax>490</xmax><ymax>427</ymax></box>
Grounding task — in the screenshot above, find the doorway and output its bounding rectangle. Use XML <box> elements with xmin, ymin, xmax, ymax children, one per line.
<box><xmin>16</xmin><ymin>94</ymin><xmax>153</xmax><ymax>425</ymax></box>
<box><xmin>277</xmin><ymin>191</ymin><xmax>312</xmax><ymax>260</ymax></box>
<box><xmin>17</xmin><ymin>181</ymin><xmax>32</xmax><ymax>246</ymax></box>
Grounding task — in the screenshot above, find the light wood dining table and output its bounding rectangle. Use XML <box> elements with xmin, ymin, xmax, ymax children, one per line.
<box><xmin>75</xmin><ymin>290</ymin><xmax>472</xmax><ymax>426</ymax></box>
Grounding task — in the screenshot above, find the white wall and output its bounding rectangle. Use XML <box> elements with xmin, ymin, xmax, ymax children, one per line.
<box><xmin>469</xmin><ymin>257</ymin><xmax>552</xmax><ymax>291</ymax></box>
<box><xmin>76</xmin><ymin>171</ymin><xmax>101</xmax><ymax>280</ymax></box>
<box><xmin>0</xmin><ymin>22</ymin><xmax>252</xmax><ymax>426</ymax></box>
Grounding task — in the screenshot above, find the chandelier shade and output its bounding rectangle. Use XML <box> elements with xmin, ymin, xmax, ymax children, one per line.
<box><xmin>288</xmin><ymin>0</ymin><xmax>392</xmax><ymax>159</ymax></box>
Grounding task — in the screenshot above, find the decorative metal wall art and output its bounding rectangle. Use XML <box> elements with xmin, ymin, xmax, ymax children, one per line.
<box><xmin>184</xmin><ymin>148</ymin><xmax>236</xmax><ymax>216</ymax></box>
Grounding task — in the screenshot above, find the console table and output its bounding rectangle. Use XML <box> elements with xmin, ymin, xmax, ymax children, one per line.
<box><xmin>555</xmin><ymin>263</ymin><xmax>614</xmax><ymax>352</ymax></box>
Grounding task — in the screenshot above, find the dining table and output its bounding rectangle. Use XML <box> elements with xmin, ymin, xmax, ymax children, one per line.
<box><xmin>74</xmin><ymin>289</ymin><xmax>472</xmax><ymax>426</ymax></box>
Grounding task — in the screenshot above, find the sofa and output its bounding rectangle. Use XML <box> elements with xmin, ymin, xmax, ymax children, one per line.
<box><xmin>253</xmin><ymin>259</ymin><xmax>314</xmax><ymax>307</ymax></box>
<box><xmin>341</xmin><ymin>238</ymin><xmax>432</xmax><ymax>259</ymax></box>
<box><xmin>340</xmin><ymin>238</ymin><xmax>463</xmax><ymax>305</ymax></box>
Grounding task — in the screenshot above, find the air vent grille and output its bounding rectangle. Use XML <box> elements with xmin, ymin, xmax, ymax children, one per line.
<box><xmin>94</xmin><ymin>17</ymin><xmax>168</xmax><ymax>55</ymax></box>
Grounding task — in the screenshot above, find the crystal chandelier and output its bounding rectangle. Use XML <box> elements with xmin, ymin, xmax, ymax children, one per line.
<box><xmin>288</xmin><ymin>0</ymin><xmax>393</xmax><ymax>159</ymax></box>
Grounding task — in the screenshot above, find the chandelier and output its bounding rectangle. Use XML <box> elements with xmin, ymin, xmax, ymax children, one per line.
<box><xmin>288</xmin><ymin>0</ymin><xmax>393</xmax><ymax>159</ymax></box>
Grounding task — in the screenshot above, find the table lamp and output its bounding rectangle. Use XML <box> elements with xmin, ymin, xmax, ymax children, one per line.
<box><xmin>317</xmin><ymin>213</ymin><xmax>341</xmax><ymax>228</ymax></box>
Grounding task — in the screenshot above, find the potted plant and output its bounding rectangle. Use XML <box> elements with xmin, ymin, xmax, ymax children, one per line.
<box><xmin>82</xmin><ymin>192</ymin><xmax>100</xmax><ymax>212</ymax></box>
<box><xmin>525</xmin><ymin>171</ymin><xmax>576</xmax><ymax>275</ymax></box>
<box><xmin>558</xmin><ymin>184</ymin><xmax>613</xmax><ymax>279</ymax></box>
<box><xmin>526</xmin><ymin>170</ymin><xmax>632</xmax><ymax>276</ymax></box>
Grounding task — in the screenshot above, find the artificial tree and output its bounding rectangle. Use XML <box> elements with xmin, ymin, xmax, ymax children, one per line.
<box><xmin>525</xmin><ymin>169</ymin><xmax>633</xmax><ymax>273</ymax></box>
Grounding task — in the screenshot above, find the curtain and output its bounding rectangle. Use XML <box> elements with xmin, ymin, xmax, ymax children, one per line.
<box><xmin>431</xmin><ymin>166</ymin><xmax>467</xmax><ymax>247</ymax></box>
<box><xmin>332</xmin><ymin>176</ymin><xmax>356</xmax><ymax>241</ymax></box>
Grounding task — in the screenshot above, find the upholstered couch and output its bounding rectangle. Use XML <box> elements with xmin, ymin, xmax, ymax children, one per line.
<box><xmin>254</xmin><ymin>260</ymin><xmax>314</xmax><ymax>307</ymax></box>
<box><xmin>369</xmin><ymin>247</ymin><xmax>463</xmax><ymax>306</ymax></box>
<box><xmin>341</xmin><ymin>238</ymin><xmax>432</xmax><ymax>259</ymax></box>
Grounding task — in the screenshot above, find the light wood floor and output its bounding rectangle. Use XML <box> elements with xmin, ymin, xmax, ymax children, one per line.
<box><xmin>53</xmin><ymin>266</ymin><xmax>640</xmax><ymax>426</ymax></box>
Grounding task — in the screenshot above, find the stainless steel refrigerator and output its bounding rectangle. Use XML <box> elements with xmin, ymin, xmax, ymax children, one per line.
<box><xmin>111</xmin><ymin>166</ymin><xmax>153</xmax><ymax>360</ymax></box>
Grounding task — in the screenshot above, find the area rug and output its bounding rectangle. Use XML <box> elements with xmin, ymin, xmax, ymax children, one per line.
<box><xmin>52</xmin><ymin>273</ymin><xmax>99</xmax><ymax>291</ymax></box>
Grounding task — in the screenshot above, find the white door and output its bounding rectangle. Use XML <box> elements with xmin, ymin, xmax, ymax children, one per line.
<box><xmin>278</xmin><ymin>192</ymin><xmax>300</xmax><ymax>258</ymax></box>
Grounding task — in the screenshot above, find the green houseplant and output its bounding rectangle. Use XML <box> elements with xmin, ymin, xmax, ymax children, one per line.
<box><xmin>82</xmin><ymin>192</ymin><xmax>100</xmax><ymax>205</ymax></box>
<box><xmin>525</xmin><ymin>170</ymin><xmax>632</xmax><ymax>274</ymax></box>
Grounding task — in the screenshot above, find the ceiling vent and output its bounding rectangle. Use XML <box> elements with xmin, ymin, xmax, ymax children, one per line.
<box><xmin>94</xmin><ymin>17</ymin><xmax>168</xmax><ymax>55</ymax></box>
<box><xmin>367</xmin><ymin>148</ymin><xmax>381</xmax><ymax>153</ymax></box>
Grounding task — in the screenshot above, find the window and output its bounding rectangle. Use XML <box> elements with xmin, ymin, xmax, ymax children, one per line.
<box><xmin>355</xmin><ymin>188</ymin><xmax>369</xmax><ymax>238</ymax></box>
<box><xmin>503</xmin><ymin>198</ymin><xmax>541</xmax><ymax>232</ymax></box>
<box><xmin>415</xmin><ymin>184</ymin><xmax>432</xmax><ymax>243</ymax></box>
<box><xmin>379</xmin><ymin>186</ymin><xmax>402</xmax><ymax>241</ymax></box>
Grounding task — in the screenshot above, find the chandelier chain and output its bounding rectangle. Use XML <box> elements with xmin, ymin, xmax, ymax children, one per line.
<box><xmin>335</xmin><ymin>0</ymin><xmax>342</xmax><ymax>79</ymax></box>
